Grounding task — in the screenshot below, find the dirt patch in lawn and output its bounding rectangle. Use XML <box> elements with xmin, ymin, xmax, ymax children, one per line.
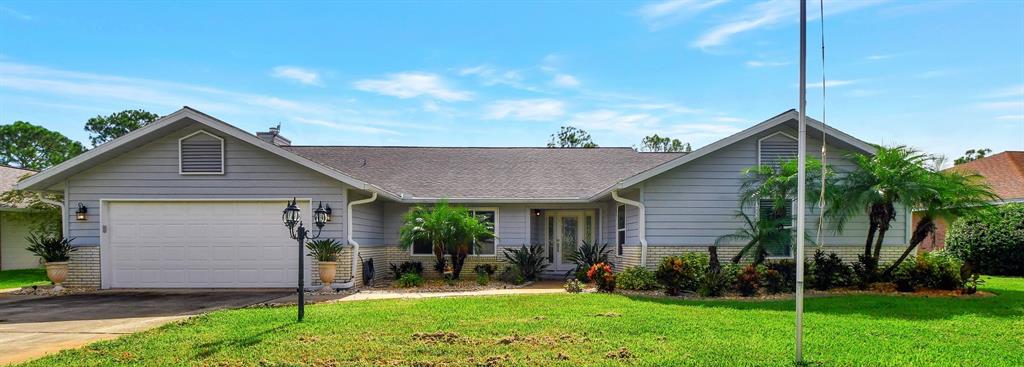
<box><xmin>412</xmin><ymin>331</ymin><xmax>460</xmax><ymax>343</ymax></box>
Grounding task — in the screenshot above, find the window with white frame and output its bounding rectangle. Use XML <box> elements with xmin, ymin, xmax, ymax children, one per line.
<box><xmin>409</xmin><ymin>208</ymin><xmax>497</xmax><ymax>256</ymax></box>
<box><xmin>758</xmin><ymin>131</ymin><xmax>798</xmax><ymax>258</ymax></box>
<box><xmin>616</xmin><ymin>204</ymin><xmax>626</xmax><ymax>256</ymax></box>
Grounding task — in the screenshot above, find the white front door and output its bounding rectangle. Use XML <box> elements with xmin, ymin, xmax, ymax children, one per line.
<box><xmin>104</xmin><ymin>200</ymin><xmax>308</xmax><ymax>288</ymax></box>
<box><xmin>545</xmin><ymin>210</ymin><xmax>597</xmax><ymax>272</ymax></box>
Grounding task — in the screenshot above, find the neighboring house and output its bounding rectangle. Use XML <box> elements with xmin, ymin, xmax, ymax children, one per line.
<box><xmin>15</xmin><ymin>107</ymin><xmax>909</xmax><ymax>289</ymax></box>
<box><xmin>915</xmin><ymin>151</ymin><xmax>1024</xmax><ymax>252</ymax></box>
<box><xmin>1</xmin><ymin>165</ymin><xmax>44</xmax><ymax>270</ymax></box>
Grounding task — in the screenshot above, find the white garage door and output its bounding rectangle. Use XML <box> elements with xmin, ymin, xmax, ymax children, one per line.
<box><xmin>106</xmin><ymin>201</ymin><xmax>308</xmax><ymax>288</ymax></box>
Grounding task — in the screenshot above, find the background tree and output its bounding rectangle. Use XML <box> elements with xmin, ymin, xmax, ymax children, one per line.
<box><xmin>547</xmin><ymin>126</ymin><xmax>598</xmax><ymax>148</ymax></box>
<box><xmin>954</xmin><ymin>148</ymin><xmax>992</xmax><ymax>165</ymax></box>
<box><xmin>638</xmin><ymin>134</ymin><xmax>691</xmax><ymax>152</ymax></box>
<box><xmin>0</xmin><ymin>121</ymin><xmax>87</xmax><ymax>170</ymax></box>
<box><xmin>829</xmin><ymin>146</ymin><xmax>932</xmax><ymax>262</ymax></box>
<box><xmin>85</xmin><ymin>109</ymin><xmax>160</xmax><ymax>147</ymax></box>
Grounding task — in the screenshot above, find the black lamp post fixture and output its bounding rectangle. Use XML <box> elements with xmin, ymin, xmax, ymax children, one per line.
<box><xmin>282</xmin><ymin>198</ymin><xmax>329</xmax><ymax>322</ymax></box>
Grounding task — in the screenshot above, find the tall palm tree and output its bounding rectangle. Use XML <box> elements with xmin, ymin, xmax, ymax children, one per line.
<box><xmin>829</xmin><ymin>146</ymin><xmax>933</xmax><ymax>261</ymax></box>
<box><xmin>883</xmin><ymin>170</ymin><xmax>997</xmax><ymax>275</ymax></box>
<box><xmin>739</xmin><ymin>157</ymin><xmax>833</xmax><ymax>221</ymax></box>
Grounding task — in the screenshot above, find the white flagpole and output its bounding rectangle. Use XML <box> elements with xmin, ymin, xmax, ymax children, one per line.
<box><xmin>796</xmin><ymin>0</ymin><xmax>808</xmax><ymax>364</ymax></box>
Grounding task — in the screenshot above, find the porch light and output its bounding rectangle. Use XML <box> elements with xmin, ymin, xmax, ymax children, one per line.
<box><xmin>314</xmin><ymin>202</ymin><xmax>329</xmax><ymax>227</ymax></box>
<box><xmin>75</xmin><ymin>203</ymin><xmax>88</xmax><ymax>221</ymax></box>
<box><xmin>323</xmin><ymin>203</ymin><xmax>333</xmax><ymax>222</ymax></box>
<box><xmin>282</xmin><ymin>198</ymin><xmax>300</xmax><ymax>229</ymax></box>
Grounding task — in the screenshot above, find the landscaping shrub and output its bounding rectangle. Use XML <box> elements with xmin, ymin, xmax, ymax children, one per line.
<box><xmin>655</xmin><ymin>252</ymin><xmax>708</xmax><ymax>295</ymax></box>
<box><xmin>617</xmin><ymin>266</ymin><xmax>658</xmax><ymax>291</ymax></box>
<box><xmin>736</xmin><ymin>265</ymin><xmax>761</xmax><ymax>296</ymax></box>
<box><xmin>765</xmin><ymin>260</ymin><xmax>796</xmax><ymax>292</ymax></box>
<box><xmin>761</xmin><ymin>268</ymin><xmax>784</xmax><ymax>294</ymax></box>
<box><xmin>498</xmin><ymin>266</ymin><xmax>525</xmax><ymax>285</ymax></box>
<box><xmin>25</xmin><ymin>232</ymin><xmax>76</xmax><ymax>262</ymax></box>
<box><xmin>473</xmin><ymin>264</ymin><xmax>496</xmax><ymax>285</ymax></box>
<box><xmin>851</xmin><ymin>254</ymin><xmax>879</xmax><ymax>290</ymax></box>
<box><xmin>397</xmin><ymin>272</ymin><xmax>424</xmax><ymax>288</ymax></box>
<box><xmin>305</xmin><ymin>238</ymin><xmax>345</xmax><ymax>262</ymax></box>
<box><xmin>566</xmin><ymin>241</ymin><xmax>613</xmax><ymax>279</ymax></box>
<box><xmin>587</xmin><ymin>262</ymin><xmax>615</xmax><ymax>293</ymax></box>
<box><xmin>809</xmin><ymin>250</ymin><xmax>852</xmax><ymax>291</ymax></box>
<box><xmin>563</xmin><ymin>279</ymin><xmax>584</xmax><ymax>293</ymax></box>
<box><xmin>503</xmin><ymin>244</ymin><xmax>549</xmax><ymax>281</ymax></box>
<box><xmin>389</xmin><ymin>261</ymin><xmax>424</xmax><ymax>280</ymax></box>
<box><xmin>891</xmin><ymin>252</ymin><xmax>963</xmax><ymax>291</ymax></box>
<box><xmin>946</xmin><ymin>203</ymin><xmax>1024</xmax><ymax>275</ymax></box>
<box><xmin>697</xmin><ymin>265</ymin><xmax>735</xmax><ymax>297</ymax></box>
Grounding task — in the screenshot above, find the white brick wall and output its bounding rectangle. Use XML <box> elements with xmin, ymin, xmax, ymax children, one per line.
<box><xmin>67</xmin><ymin>246</ymin><xmax>100</xmax><ymax>289</ymax></box>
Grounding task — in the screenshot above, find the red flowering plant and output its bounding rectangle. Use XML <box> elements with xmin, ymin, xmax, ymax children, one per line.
<box><xmin>587</xmin><ymin>262</ymin><xmax>616</xmax><ymax>293</ymax></box>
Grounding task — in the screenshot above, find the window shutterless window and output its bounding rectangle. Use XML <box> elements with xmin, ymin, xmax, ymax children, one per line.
<box><xmin>410</xmin><ymin>208</ymin><xmax>497</xmax><ymax>256</ymax></box>
<box><xmin>616</xmin><ymin>204</ymin><xmax>626</xmax><ymax>256</ymax></box>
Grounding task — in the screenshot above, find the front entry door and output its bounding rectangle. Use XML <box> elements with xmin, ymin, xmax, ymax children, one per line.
<box><xmin>545</xmin><ymin>210</ymin><xmax>597</xmax><ymax>272</ymax></box>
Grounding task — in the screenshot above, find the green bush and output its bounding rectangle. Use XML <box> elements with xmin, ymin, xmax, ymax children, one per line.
<box><xmin>761</xmin><ymin>268</ymin><xmax>784</xmax><ymax>294</ymax></box>
<box><xmin>851</xmin><ymin>254</ymin><xmax>879</xmax><ymax>290</ymax></box>
<box><xmin>765</xmin><ymin>260</ymin><xmax>796</xmax><ymax>292</ymax></box>
<box><xmin>617</xmin><ymin>266</ymin><xmax>658</xmax><ymax>291</ymax></box>
<box><xmin>25</xmin><ymin>232</ymin><xmax>76</xmax><ymax>263</ymax></box>
<box><xmin>736</xmin><ymin>265</ymin><xmax>761</xmax><ymax>296</ymax></box>
<box><xmin>390</xmin><ymin>261</ymin><xmax>424</xmax><ymax>280</ymax></box>
<box><xmin>891</xmin><ymin>252</ymin><xmax>963</xmax><ymax>292</ymax></box>
<box><xmin>809</xmin><ymin>250</ymin><xmax>852</xmax><ymax>291</ymax></box>
<box><xmin>587</xmin><ymin>262</ymin><xmax>615</xmax><ymax>293</ymax></box>
<box><xmin>502</xmin><ymin>244</ymin><xmax>549</xmax><ymax>281</ymax></box>
<box><xmin>697</xmin><ymin>265</ymin><xmax>737</xmax><ymax>297</ymax></box>
<box><xmin>397</xmin><ymin>272</ymin><xmax>424</xmax><ymax>288</ymax></box>
<box><xmin>498</xmin><ymin>266</ymin><xmax>525</xmax><ymax>285</ymax></box>
<box><xmin>655</xmin><ymin>253</ymin><xmax>709</xmax><ymax>296</ymax></box>
<box><xmin>946</xmin><ymin>203</ymin><xmax>1024</xmax><ymax>275</ymax></box>
<box><xmin>563</xmin><ymin>279</ymin><xmax>584</xmax><ymax>293</ymax></box>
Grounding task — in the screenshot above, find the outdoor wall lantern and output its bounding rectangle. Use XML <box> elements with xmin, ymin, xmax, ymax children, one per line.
<box><xmin>281</xmin><ymin>198</ymin><xmax>327</xmax><ymax>322</ymax></box>
<box><xmin>75</xmin><ymin>203</ymin><xmax>88</xmax><ymax>221</ymax></box>
<box><xmin>323</xmin><ymin>203</ymin><xmax>333</xmax><ymax>222</ymax></box>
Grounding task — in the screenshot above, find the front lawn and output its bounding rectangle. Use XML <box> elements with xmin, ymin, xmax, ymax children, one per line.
<box><xmin>22</xmin><ymin>277</ymin><xmax>1024</xmax><ymax>366</ymax></box>
<box><xmin>0</xmin><ymin>268</ymin><xmax>49</xmax><ymax>289</ymax></box>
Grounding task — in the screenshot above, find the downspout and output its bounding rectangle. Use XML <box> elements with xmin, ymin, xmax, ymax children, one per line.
<box><xmin>612</xmin><ymin>190</ymin><xmax>648</xmax><ymax>267</ymax></box>
<box><xmin>338</xmin><ymin>191</ymin><xmax>377</xmax><ymax>289</ymax></box>
<box><xmin>37</xmin><ymin>193</ymin><xmax>67</xmax><ymax>238</ymax></box>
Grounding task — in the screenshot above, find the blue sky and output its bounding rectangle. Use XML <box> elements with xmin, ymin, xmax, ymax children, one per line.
<box><xmin>1</xmin><ymin>1</ymin><xmax>1022</xmax><ymax>162</ymax></box>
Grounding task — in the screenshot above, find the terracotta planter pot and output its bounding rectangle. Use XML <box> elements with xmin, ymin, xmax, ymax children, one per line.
<box><xmin>318</xmin><ymin>261</ymin><xmax>337</xmax><ymax>289</ymax></box>
<box><xmin>45</xmin><ymin>261</ymin><xmax>69</xmax><ymax>290</ymax></box>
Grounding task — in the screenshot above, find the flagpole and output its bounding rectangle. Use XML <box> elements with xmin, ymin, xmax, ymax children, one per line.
<box><xmin>796</xmin><ymin>0</ymin><xmax>808</xmax><ymax>364</ymax></box>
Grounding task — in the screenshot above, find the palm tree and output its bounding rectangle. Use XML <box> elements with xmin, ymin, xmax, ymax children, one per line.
<box><xmin>398</xmin><ymin>201</ymin><xmax>494</xmax><ymax>279</ymax></box>
<box><xmin>882</xmin><ymin>170</ymin><xmax>997</xmax><ymax>275</ymax></box>
<box><xmin>829</xmin><ymin>146</ymin><xmax>933</xmax><ymax>261</ymax></box>
<box><xmin>715</xmin><ymin>212</ymin><xmax>808</xmax><ymax>265</ymax></box>
<box><xmin>739</xmin><ymin>157</ymin><xmax>833</xmax><ymax>221</ymax></box>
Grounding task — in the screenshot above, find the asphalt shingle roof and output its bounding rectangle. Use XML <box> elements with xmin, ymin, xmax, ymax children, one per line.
<box><xmin>283</xmin><ymin>146</ymin><xmax>685</xmax><ymax>199</ymax></box>
<box><xmin>948</xmin><ymin>151</ymin><xmax>1024</xmax><ymax>201</ymax></box>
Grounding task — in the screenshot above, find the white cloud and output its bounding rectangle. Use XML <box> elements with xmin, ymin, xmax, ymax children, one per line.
<box><xmin>571</xmin><ymin>110</ymin><xmax>661</xmax><ymax>133</ymax></box>
<box><xmin>270</xmin><ymin>66</ymin><xmax>323</xmax><ymax>86</ymax></box>
<box><xmin>865</xmin><ymin>54</ymin><xmax>897</xmax><ymax>61</ymax></box>
<box><xmin>0</xmin><ymin>6</ymin><xmax>32</xmax><ymax>21</ymax></box>
<box><xmin>551</xmin><ymin>74</ymin><xmax>580</xmax><ymax>88</ymax></box>
<box><xmin>806</xmin><ymin>79</ymin><xmax>859</xmax><ymax>88</ymax></box>
<box><xmin>636</xmin><ymin>0</ymin><xmax>728</xmax><ymax>30</ymax></box>
<box><xmin>915</xmin><ymin>69</ymin><xmax>953</xmax><ymax>79</ymax></box>
<box><xmin>995</xmin><ymin>115</ymin><xmax>1024</xmax><ymax>121</ymax></box>
<box><xmin>984</xmin><ymin>84</ymin><xmax>1024</xmax><ymax>99</ymax></box>
<box><xmin>485</xmin><ymin>99</ymin><xmax>566</xmax><ymax>121</ymax></box>
<box><xmin>664</xmin><ymin>123</ymin><xmax>743</xmax><ymax>138</ymax></box>
<box><xmin>292</xmin><ymin>117</ymin><xmax>400</xmax><ymax>135</ymax></box>
<box><xmin>848</xmin><ymin>89</ymin><xmax>883</xmax><ymax>97</ymax></box>
<box><xmin>353</xmin><ymin>72</ymin><xmax>472</xmax><ymax>102</ymax></box>
<box><xmin>692</xmin><ymin>0</ymin><xmax>885</xmax><ymax>49</ymax></box>
<box><xmin>712</xmin><ymin>116</ymin><xmax>746</xmax><ymax>123</ymax></box>
<box><xmin>621</xmin><ymin>103</ymin><xmax>702</xmax><ymax>114</ymax></box>
<box><xmin>746</xmin><ymin>60</ymin><xmax>789</xmax><ymax>67</ymax></box>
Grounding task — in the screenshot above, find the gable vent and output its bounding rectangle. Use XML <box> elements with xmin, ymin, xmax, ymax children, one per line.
<box><xmin>758</xmin><ymin>132</ymin><xmax>798</xmax><ymax>170</ymax></box>
<box><xmin>179</xmin><ymin>130</ymin><xmax>224</xmax><ymax>174</ymax></box>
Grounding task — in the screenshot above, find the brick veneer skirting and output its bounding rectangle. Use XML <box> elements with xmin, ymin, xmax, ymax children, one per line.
<box><xmin>67</xmin><ymin>246</ymin><xmax>100</xmax><ymax>289</ymax></box>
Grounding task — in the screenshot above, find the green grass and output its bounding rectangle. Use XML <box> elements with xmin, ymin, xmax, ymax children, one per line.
<box><xmin>0</xmin><ymin>268</ymin><xmax>48</xmax><ymax>289</ymax></box>
<box><xmin>21</xmin><ymin>277</ymin><xmax>1024</xmax><ymax>366</ymax></box>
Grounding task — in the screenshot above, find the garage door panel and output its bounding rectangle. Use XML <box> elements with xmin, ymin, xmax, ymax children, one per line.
<box><xmin>107</xmin><ymin>201</ymin><xmax>305</xmax><ymax>288</ymax></box>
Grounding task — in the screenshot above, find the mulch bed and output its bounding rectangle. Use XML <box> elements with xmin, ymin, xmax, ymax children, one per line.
<box><xmin>613</xmin><ymin>282</ymin><xmax>995</xmax><ymax>301</ymax></box>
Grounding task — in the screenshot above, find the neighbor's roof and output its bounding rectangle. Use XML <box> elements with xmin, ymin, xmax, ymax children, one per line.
<box><xmin>948</xmin><ymin>151</ymin><xmax>1024</xmax><ymax>201</ymax></box>
<box><xmin>1</xmin><ymin>165</ymin><xmax>37</xmax><ymax>208</ymax></box>
<box><xmin>284</xmin><ymin>146</ymin><xmax>684</xmax><ymax>200</ymax></box>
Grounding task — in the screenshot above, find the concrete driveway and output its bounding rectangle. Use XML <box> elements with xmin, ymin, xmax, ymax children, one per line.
<box><xmin>0</xmin><ymin>290</ymin><xmax>290</xmax><ymax>365</ymax></box>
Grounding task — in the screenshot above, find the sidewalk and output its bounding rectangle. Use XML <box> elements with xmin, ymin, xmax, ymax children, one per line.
<box><xmin>266</xmin><ymin>281</ymin><xmax>566</xmax><ymax>305</ymax></box>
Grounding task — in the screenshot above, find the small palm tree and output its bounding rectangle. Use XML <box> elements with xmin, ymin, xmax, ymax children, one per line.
<box><xmin>883</xmin><ymin>170</ymin><xmax>997</xmax><ymax>275</ymax></box>
<box><xmin>829</xmin><ymin>146</ymin><xmax>933</xmax><ymax>261</ymax></box>
<box><xmin>398</xmin><ymin>201</ymin><xmax>493</xmax><ymax>279</ymax></box>
<box><xmin>715</xmin><ymin>212</ymin><xmax>807</xmax><ymax>265</ymax></box>
<box><xmin>739</xmin><ymin>158</ymin><xmax>832</xmax><ymax>221</ymax></box>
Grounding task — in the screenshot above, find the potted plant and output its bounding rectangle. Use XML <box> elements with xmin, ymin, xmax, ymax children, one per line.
<box><xmin>306</xmin><ymin>238</ymin><xmax>345</xmax><ymax>290</ymax></box>
<box><xmin>25</xmin><ymin>232</ymin><xmax>77</xmax><ymax>291</ymax></box>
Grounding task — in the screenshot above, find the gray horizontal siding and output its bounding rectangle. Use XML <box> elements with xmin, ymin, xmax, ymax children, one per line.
<box><xmin>643</xmin><ymin>125</ymin><xmax>907</xmax><ymax>247</ymax></box>
<box><xmin>66</xmin><ymin>122</ymin><xmax>349</xmax><ymax>247</ymax></box>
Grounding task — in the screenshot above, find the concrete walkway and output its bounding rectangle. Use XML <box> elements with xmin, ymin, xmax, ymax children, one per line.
<box><xmin>267</xmin><ymin>281</ymin><xmax>567</xmax><ymax>305</ymax></box>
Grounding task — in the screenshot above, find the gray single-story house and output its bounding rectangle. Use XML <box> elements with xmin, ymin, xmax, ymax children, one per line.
<box><xmin>16</xmin><ymin>107</ymin><xmax>910</xmax><ymax>289</ymax></box>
